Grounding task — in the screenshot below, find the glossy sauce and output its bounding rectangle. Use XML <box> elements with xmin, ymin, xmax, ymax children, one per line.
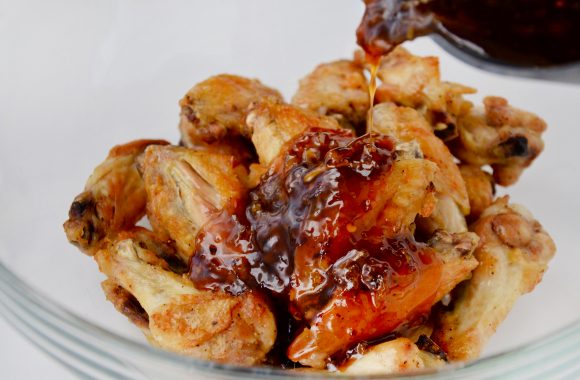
<box><xmin>190</xmin><ymin>128</ymin><xmax>443</xmax><ymax>364</ymax></box>
<box><xmin>357</xmin><ymin>0</ymin><xmax>580</xmax><ymax>66</ymax></box>
<box><xmin>366</xmin><ymin>53</ymin><xmax>380</xmax><ymax>135</ymax></box>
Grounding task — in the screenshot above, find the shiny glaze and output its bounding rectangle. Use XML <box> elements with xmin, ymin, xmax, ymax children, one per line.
<box><xmin>190</xmin><ymin>128</ymin><xmax>443</xmax><ymax>364</ymax></box>
<box><xmin>357</xmin><ymin>0</ymin><xmax>580</xmax><ymax>66</ymax></box>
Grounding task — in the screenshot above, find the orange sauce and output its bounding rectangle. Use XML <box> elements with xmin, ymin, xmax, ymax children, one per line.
<box><xmin>366</xmin><ymin>53</ymin><xmax>380</xmax><ymax>135</ymax></box>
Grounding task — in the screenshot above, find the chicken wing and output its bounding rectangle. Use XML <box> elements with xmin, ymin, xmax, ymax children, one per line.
<box><xmin>372</xmin><ymin>102</ymin><xmax>470</xmax><ymax>214</ymax></box>
<box><xmin>366</xmin><ymin>47</ymin><xmax>475</xmax><ymax>140</ymax></box>
<box><xmin>63</xmin><ymin>139</ymin><xmax>169</xmax><ymax>255</ymax></box>
<box><xmin>451</xmin><ymin>97</ymin><xmax>547</xmax><ymax>186</ymax></box>
<box><xmin>288</xmin><ymin>228</ymin><xmax>478</xmax><ymax>368</ymax></box>
<box><xmin>246</xmin><ymin>100</ymin><xmax>340</xmax><ymax>166</ymax></box>
<box><xmin>140</xmin><ymin>145</ymin><xmax>246</xmax><ymax>261</ymax></box>
<box><xmin>179</xmin><ymin>74</ymin><xmax>283</xmax><ymax>145</ymax></box>
<box><xmin>340</xmin><ymin>337</ymin><xmax>446</xmax><ymax>375</ymax></box>
<box><xmin>95</xmin><ymin>236</ymin><xmax>276</xmax><ymax>365</ymax></box>
<box><xmin>432</xmin><ymin>196</ymin><xmax>556</xmax><ymax>361</ymax></box>
<box><xmin>291</xmin><ymin>60</ymin><xmax>369</xmax><ymax>131</ymax></box>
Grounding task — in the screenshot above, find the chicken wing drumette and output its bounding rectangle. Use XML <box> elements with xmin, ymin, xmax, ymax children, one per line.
<box><xmin>451</xmin><ymin>97</ymin><xmax>547</xmax><ymax>186</ymax></box>
<box><xmin>64</xmin><ymin>139</ymin><xmax>169</xmax><ymax>255</ymax></box>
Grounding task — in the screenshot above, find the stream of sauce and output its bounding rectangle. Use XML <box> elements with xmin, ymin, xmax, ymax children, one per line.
<box><xmin>366</xmin><ymin>54</ymin><xmax>380</xmax><ymax>135</ymax></box>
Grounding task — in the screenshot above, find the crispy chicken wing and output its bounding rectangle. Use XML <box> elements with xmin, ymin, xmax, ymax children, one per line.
<box><xmin>459</xmin><ymin>164</ymin><xmax>495</xmax><ymax>221</ymax></box>
<box><xmin>432</xmin><ymin>196</ymin><xmax>555</xmax><ymax>361</ymax></box>
<box><xmin>292</xmin><ymin>60</ymin><xmax>369</xmax><ymax>131</ymax></box>
<box><xmin>140</xmin><ymin>145</ymin><xmax>246</xmax><ymax>261</ymax></box>
<box><xmin>451</xmin><ymin>97</ymin><xmax>547</xmax><ymax>186</ymax></box>
<box><xmin>63</xmin><ymin>139</ymin><xmax>169</xmax><ymax>255</ymax></box>
<box><xmin>366</xmin><ymin>47</ymin><xmax>475</xmax><ymax>140</ymax></box>
<box><xmin>246</xmin><ymin>100</ymin><xmax>340</xmax><ymax>166</ymax></box>
<box><xmin>179</xmin><ymin>74</ymin><xmax>283</xmax><ymax>145</ymax></box>
<box><xmin>95</xmin><ymin>236</ymin><xmax>276</xmax><ymax>365</ymax></box>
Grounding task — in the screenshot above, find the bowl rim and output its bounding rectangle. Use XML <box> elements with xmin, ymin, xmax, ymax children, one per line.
<box><xmin>1</xmin><ymin>258</ymin><xmax>580</xmax><ymax>379</ymax></box>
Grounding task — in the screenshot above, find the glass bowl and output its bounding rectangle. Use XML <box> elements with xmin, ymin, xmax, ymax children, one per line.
<box><xmin>1</xmin><ymin>1</ymin><xmax>579</xmax><ymax>378</ymax></box>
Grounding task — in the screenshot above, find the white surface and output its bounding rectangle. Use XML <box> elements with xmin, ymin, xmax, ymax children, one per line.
<box><xmin>0</xmin><ymin>0</ymin><xmax>579</xmax><ymax>377</ymax></box>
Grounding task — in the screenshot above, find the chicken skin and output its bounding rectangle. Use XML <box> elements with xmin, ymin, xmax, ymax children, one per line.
<box><xmin>451</xmin><ymin>97</ymin><xmax>547</xmax><ymax>186</ymax></box>
<box><xmin>95</xmin><ymin>234</ymin><xmax>276</xmax><ymax>365</ymax></box>
<box><xmin>64</xmin><ymin>139</ymin><xmax>169</xmax><ymax>255</ymax></box>
<box><xmin>432</xmin><ymin>197</ymin><xmax>556</xmax><ymax>361</ymax></box>
<box><xmin>140</xmin><ymin>145</ymin><xmax>247</xmax><ymax>261</ymax></box>
<box><xmin>292</xmin><ymin>59</ymin><xmax>369</xmax><ymax>131</ymax></box>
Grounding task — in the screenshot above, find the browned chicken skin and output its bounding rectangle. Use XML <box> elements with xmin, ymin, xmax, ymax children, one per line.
<box><xmin>451</xmin><ymin>97</ymin><xmax>547</xmax><ymax>186</ymax></box>
<box><xmin>432</xmin><ymin>196</ymin><xmax>556</xmax><ymax>361</ymax></box>
<box><xmin>63</xmin><ymin>46</ymin><xmax>555</xmax><ymax>374</ymax></box>
<box><xmin>95</xmin><ymin>234</ymin><xmax>276</xmax><ymax>365</ymax></box>
<box><xmin>179</xmin><ymin>74</ymin><xmax>283</xmax><ymax>165</ymax></box>
<box><xmin>140</xmin><ymin>145</ymin><xmax>247</xmax><ymax>261</ymax></box>
<box><xmin>367</xmin><ymin>47</ymin><xmax>475</xmax><ymax>140</ymax></box>
<box><xmin>63</xmin><ymin>139</ymin><xmax>169</xmax><ymax>255</ymax></box>
<box><xmin>292</xmin><ymin>59</ymin><xmax>369</xmax><ymax>131</ymax></box>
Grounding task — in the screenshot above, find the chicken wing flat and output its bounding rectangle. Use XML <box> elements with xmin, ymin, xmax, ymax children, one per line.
<box><xmin>246</xmin><ymin>100</ymin><xmax>340</xmax><ymax>166</ymax></box>
<box><xmin>140</xmin><ymin>145</ymin><xmax>247</xmax><ymax>261</ymax></box>
<box><xmin>179</xmin><ymin>74</ymin><xmax>283</xmax><ymax>145</ymax></box>
<box><xmin>95</xmin><ymin>235</ymin><xmax>276</xmax><ymax>365</ymax></box>
<box><xmin>291</xmin><ymin>60</ymin><xmax>369</xmax><ymax>131</ymax></box>
<box><xmin>367</xmin><ymin>47</ymin><xmax>475</xmax><ymax>140</ymax></box>
<box><xmin>451</xmin><ymin>97</ymin><xmax>547</xmax><ymax>186</ymax></box>
<box><xmin>64</xmin><ymin>139</ymin><xmax>169</xmax><ymax>255</ymax></box>
<box><xmin>432</xmin><ymin>196</ymin><xmax>556</xmax><ymax>361</ymax></box>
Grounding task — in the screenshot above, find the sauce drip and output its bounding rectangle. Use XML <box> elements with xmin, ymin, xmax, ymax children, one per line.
<box><xmin>366</xmin><ymin>53</ymin><xmax>380</xmax><ymax>135</ymax></box>
<box><xmin>189</xmin><ymin>128</ymin><xmax>443</xmax><ymax>364</ymax></box>
<box><xmin>357</xmin><ymin>0</ymin><xmax>580</xmax><ymax>67</ymax></box>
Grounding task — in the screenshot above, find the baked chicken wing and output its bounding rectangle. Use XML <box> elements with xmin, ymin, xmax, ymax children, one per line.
<box><xmin>292</xmin><ymin>59</ymin><xmax>369</xmax><ymax>131</ymax></box>
<box><xmin>246</xmin><ymin>100</ymin><xmax>340</xmax><ymax>166</ymax></box>
<box><xmin>368</xmin><ymin>47</ymin><xmax>475</xmax><ymax>140</ymax></box>
<box><xmin>95</xmin><ymin>235</ymin><xmax>276</xmax><ymax>365</ymax></box>
<box><xmin>63</xmin><ymin>139</ymin><xmax>169</xmax><ymax>255</ymax></box>
<box><xmin>140</xmin><ymin>145</ymin><xmax>247</xmax><ymax>261</ymax></box>
<box><xmin>451</xmin><ymin>97</ymin><xmax>547</xmax><ymax>186</ymax></box>
<box><xmin>432</xmin><ymin>196</ymin><xmax>556</xmax><ymax>361</ymax></box>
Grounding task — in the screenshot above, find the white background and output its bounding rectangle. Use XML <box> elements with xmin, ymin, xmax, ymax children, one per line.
<box><xmin>1</xmin><ymin>1</ymin><xmax>579</xmax><ymax>378</ymax></box>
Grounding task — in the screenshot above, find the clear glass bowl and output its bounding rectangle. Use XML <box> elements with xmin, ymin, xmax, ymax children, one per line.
<box><xmin>1</xmin><ymin>1</ymin><xmax>579</xmax><ymax>378</ymax></box>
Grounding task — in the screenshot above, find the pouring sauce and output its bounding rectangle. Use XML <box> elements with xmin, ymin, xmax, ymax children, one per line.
<box><xmin>357</xmin><ymin>0</ymin><xmax>580</xmax><ymax>67</ymax></box>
